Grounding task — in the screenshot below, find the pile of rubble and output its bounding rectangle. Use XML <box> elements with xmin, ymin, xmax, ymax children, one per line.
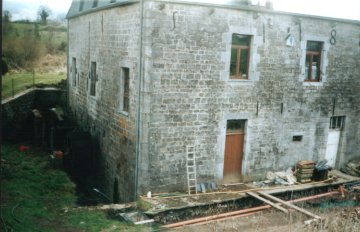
<box><xmin>341</xmin><ymin>160</ymin><xmax>360</xmax><ymax>177</ymax></box>
<box><xmin>253</xmin><ymin>160</ymin><xmax>332</xmax><ymax>187</ymax></box>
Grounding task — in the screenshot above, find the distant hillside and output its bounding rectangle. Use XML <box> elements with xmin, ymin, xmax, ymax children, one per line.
<box><xmin>2</xmin><ymin>20</ymin><xmax>67</xmax><ymax>73</ymax></box>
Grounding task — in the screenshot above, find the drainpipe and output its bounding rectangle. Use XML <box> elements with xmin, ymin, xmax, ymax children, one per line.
<box><xmin>135</xmin><ymin>0</ymin><xmax>144</xmax><ymax>201</ymax></box>
<box><xmin>66</xmin><ymin>19</ymin><xmax>70</xmax><ymax>112</ymax></box>
<box><xmin>0</xmin><ymin>0</ymin><xmax>3</xmax><ymax>154</ymax></box>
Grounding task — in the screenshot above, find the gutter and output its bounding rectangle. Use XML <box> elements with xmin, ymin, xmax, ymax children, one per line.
<box><xmin>134</xmin><ymin>0</ymin><xmax>144</xmax><ymax>201</ymax></box>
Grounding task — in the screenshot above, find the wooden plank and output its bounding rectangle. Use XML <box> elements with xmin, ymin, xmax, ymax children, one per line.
<box><xmin>258</xmin><ymin>191</ymin><xmax>321</xmax><ymax>220</ymax></box>
<box><xmin>162</xmin><ymin>191</ymin><xmax>338</xmax><ymax>228</ymax></box>
<box><xmin>247</xmin><ymin>192</ymin><xmax>289</xmax><ymax>214</ymax></box>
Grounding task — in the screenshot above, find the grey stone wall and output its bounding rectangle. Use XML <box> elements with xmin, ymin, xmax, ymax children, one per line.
<box><xmin>2</xmin><ymin>89</ymin><xmax>66</xmax><ymax>142</ymax></box>
<box><xmin>139</xmin><ymin>2</ymin><xmax>360</xmax><ymax>193</ymax></box>
<box><xmin>68</xmin><ymin>4</ymin><xmax>140</xmax><ymax>202</ymax></box>
<box><xmin>68</xmin><ymin>1</ymin><xmax>360</xmax><ymax>199</ymax></box>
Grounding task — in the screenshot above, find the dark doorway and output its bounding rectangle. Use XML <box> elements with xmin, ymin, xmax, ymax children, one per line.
<box><xmin>113</xmin><ymin>177</ymin><xmax>120</xmax><ymax>203</ymax></box>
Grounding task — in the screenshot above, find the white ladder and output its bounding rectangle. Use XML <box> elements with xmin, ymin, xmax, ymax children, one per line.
<box><xmin>186</xmin><ymin>146</ymin><xmax>197</xmax><ymax>195</ymax></box>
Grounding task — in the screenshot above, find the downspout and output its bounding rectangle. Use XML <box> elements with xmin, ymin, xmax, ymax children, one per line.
<box><xmin>0</xmin><ymin>0</ymin><xmax>3</xmax><ymax>154</ymax></box>
<box><xmin>66</xmin><ymin>19</ymin><xmax>70</xmax><ymax>112</ymax></box>
<box><xmin>135</xmin><ymin>0</ymin><xmax>144</xmax><ymax>200</ymax></box>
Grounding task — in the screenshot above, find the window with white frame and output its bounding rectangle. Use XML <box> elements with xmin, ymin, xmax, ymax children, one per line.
<box><xmin>230</xmin><ymin>34</ymin><xmax>251</xmax><ymax>79</ymax></box>
<box><xmin>305</xmin><ymin>41</ymin><xmax>323</xmax><ymax>82</ymax></box>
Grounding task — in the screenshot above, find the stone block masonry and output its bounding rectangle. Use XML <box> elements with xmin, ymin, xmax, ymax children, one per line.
<box><xmin>67</xmin><ymin>0</ymin><xmax>360</xmax><ymax>202</ymax></box>
<box><xmin>2</xmin><ymin>89</ymin><xmax>67</xmax><ymax>142</ymax></box>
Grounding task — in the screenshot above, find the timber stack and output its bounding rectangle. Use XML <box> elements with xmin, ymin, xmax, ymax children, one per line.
<box><xmin>296</xmin><ymin>160</ymin><xmax>315</xmax><ymax>183</ymax></box>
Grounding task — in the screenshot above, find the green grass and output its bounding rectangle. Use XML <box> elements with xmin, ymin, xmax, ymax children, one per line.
<box><xmin>1</xmin><ymin>144</ymin><xmax>76</xmax><ymax>231</ymax></box>
<box><xmin>0</xmin><ymin>144</ymin><xmax>147</xmax><ymax>231</ymax></box>
<box><xmin>2</xmin><ymin>72</ymin><xmax>66</xmax><ymax>99</ymax></box>
<box><xmin>64</xmin><ymin>210</ymin><xmax>144</xmax><ymax>232</ymax></box>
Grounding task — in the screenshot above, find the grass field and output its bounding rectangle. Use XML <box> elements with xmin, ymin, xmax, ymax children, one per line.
<box><xmin>0</xmin><ymin>144</ymin><xmax>146</xmax><ymax>232</ymax></box>
<box><xmin>1</xmin><ymin>72</ymin><xmax>66</xmax><ymax>99</ymax></box>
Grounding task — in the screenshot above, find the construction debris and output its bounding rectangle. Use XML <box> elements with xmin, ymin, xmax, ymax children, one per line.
<box><xmin>196</xmin><ymin>182</ymin><xmax>217</xmax><ymax>193</ymax></box>
<box><xmin>247</xmin><ymin>192</ymin><xmax>289</xmax><ymax>214</ymax></box>
<box><xmin>296</xmin><ymin>160</ymin><xmax>315</xmax><ymax>183</ymax></box>
<box><xmin>257</xmin><ymin>191</ymin><xmax>322</xmax><ymax>221</ymax></box>
<box><xmin>313</xmin><ymin>160</ymin><xmax>331</xmax><ymax>181</ymax></box>
<box><xmin>265</xmin><ymin>168</ymin><xmax>297</xmax><ymax>186</ymax></box>
<box><xmin>341</xmin><ymin>159</ymin><xmax>360</xmax><ymax>177</ymax></box>
<box><xmin>163</xmin><ymin>191</ymin><xmax>334</xmax><ymax>228</ymax></box>
<box><xmin>116</xmin><ymin>211</ymin><xmax>154</xmax><ymax>225</ymax></box>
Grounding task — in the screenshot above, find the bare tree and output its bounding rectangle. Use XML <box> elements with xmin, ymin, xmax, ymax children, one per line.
<box><xmin>38</xmin><ymin>5</ymin><xmax>52</xmax><ymax>25</ymax></box>
<box><xmin>3</xmin><ymin>10</ymin><xmax>11</xmax><ymax>23</ymax></box>
<box><xmin>2</xmin><ymin>10</ymin><xmax>12</xmax><ymax>34</ymax></box>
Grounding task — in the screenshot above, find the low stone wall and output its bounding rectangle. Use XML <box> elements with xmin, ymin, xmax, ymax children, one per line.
<box><xmin>1</xmin><ymin>88</ymin><xmax>67</xmax><ymax>142</ymax></box>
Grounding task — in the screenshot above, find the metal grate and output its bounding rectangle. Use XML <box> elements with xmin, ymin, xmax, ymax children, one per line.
<box><xmin>330</xmin><ymin>116</ymin><xmax>345</xmax><ymax>129</ymax></box>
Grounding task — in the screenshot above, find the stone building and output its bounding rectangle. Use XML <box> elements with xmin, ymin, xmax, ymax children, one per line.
<box><xmin>66</xmin><ymin>0</ymin><xmax>360</xmax><ymax>202</ymax></box>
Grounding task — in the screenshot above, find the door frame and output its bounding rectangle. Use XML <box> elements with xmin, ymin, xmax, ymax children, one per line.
<box><xmin>325</xmin><ymin>129</ymin><xmax>341</xmax><ymax>168</ymax></box>
<box><xmin>223</xmin><ymin>128</ymin><xmax>245</xmax><ymax>182</ymax></box>
<box><xmin>216</xmin><ymin>117</ymin><xmax>250</xmax><ymax>182</ymax></box>
<box><xmin>325</xmin><ymin>116</ymin><xmax>346</xmax><ymax>169</ymax></box>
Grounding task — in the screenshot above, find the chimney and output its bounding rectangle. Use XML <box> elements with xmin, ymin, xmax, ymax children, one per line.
<box><xmin>265</xmin><ymin>0</ymin><xmax>274</xmax><ymax>10</ymax></box>
<box><xmin>228</xmin><ymin>0</ymin><xmax>251</xmax><ymax>6</ymax></box>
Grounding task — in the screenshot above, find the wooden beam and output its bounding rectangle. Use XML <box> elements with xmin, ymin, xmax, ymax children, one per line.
<box><xmin>163</xmin><ymin>191</ymin><xmax>337</xmax><ymax>228</ymax></box>
<box><xmin>247</xmin><ymin>192</ymin><xmax>289</xmax><ymax>214</ymax></box>
<box><xmin>258</xmin><ymin>191</ymin><xmax>321</xmax><ymax>220</ymax></box>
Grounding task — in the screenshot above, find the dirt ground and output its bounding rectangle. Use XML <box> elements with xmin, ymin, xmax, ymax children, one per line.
<box><xmin>167</xmin><ymin>191</ymin><xmax>360</xmax><ymax>232</ymax></box>
<box><xmin>171</xmin><ymin>206</ymin><xmax>360</xmax><ymax>232</ymax></box>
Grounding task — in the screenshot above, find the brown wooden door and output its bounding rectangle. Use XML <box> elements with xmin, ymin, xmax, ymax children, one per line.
<box><xmin>223</xmin><ymin>130</ymin><xmax>244</xmax><ymax>183</ymax></box>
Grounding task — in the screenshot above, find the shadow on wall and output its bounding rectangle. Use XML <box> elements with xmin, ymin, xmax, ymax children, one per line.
<box><xmin>64</xmin><ymin>129</ymin><xmax>108</xmax><ymax>206</ymax></box>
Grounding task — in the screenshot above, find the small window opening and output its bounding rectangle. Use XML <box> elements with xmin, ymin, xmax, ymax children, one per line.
<box><xmin>113</xmin><ymin>178</ymin><xmax>119</xmax><ymax>203</ymax></box>
<box><xmin>122</xmin><ymin>67</ymin><xmax>130</xmax><ymax>112</ymax></box>
<box><xmin>226</xmin><ymin>119</ymin><xmax>246</xmax><ymax>133</ymax></box>
<box><xmin>90</xmin><ymin>62</ymin><xmax>97</xmax><ymax>96</ymax></box>
<box><xmin>230</xmin><ymin>34</ymin><xmax>251</xmax><ymax>79</ymax></box>
<box><xmin>92</xmin><ymin>0</ymin><xmax>99</xmax><ymax>8</ymax></box>
<box><xmin>330</xmin><ymin>116</ymin><xmax>345</xmax><ymax>130</ymax></box>
<box><xmin>292</xmin><ymin>135</ymin><xmax>303</xmax><ymax>142</ymax></box>
<box><xmin>72</xmin><ymin>58</ymin><xmax>77</xmax><ymax>86</ymax></box>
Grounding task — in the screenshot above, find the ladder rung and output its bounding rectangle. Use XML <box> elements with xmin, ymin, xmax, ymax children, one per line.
<box><xmin>187</xmin><ymin>146</ymin><xmax>197</xmax><ymax>195</ymax></box>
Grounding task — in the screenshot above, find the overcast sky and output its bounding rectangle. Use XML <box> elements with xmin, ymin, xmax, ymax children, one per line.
<box><xmin>3</xmin><ymin>0</ymin><xmax>73</xmax><ymax>21</ymax></box>
<box><xmin>3</xmin><ymin>0</ymin><xmax>360</xmax><ymax>21</ymax></box>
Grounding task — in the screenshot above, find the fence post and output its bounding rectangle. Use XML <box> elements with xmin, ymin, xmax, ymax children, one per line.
<box><xmin>33</xmin><ymin>70</ymin><xmax>35</xmax><ymax>88</ymax></box>
<box><xmin>11</xmin><ymin>78</ymin><xmax>14</xmax><ymax>97</ymax></box>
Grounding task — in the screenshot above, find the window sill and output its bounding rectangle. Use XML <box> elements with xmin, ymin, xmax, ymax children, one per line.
<box><xmin>118</xmin><ymin>110</ymin><xmax>129</xmax><ymax>117</ymax></box>
<box><xmin>228</xmin><ymin>79</ymin><xmax>254</xmax><ymax>84</ymax></box>
<box><xmin>88</xmin><ymin>94</ymin><xmax>97</xmax><ymax>101</ymax></box>
<box><xmin>303</xmin><ymin>81</ymin><xmax>323</xmax><ymax>87</ymax></box>
<box><xmin>230</xmin><ymin>78</ymin><xmax>249</xmax><ymax>80</ymax></box>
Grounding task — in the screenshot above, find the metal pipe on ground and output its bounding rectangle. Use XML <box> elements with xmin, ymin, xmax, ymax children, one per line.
<box><xmin>257</xmin><ymin>191</ymin><xmax>322</xmax><ymax>220</ymax></box>
<box><xmin>163</xmin><ymin>190</ymin><xmax>339</xmax><ymax>228</ymax></box>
